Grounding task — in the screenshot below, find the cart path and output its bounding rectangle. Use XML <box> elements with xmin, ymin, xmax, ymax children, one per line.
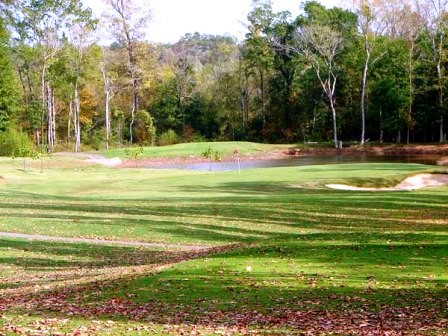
<box><xmin>0</xmin><ymin>231</ymin><xmax>209</xmax><ymax>250</ymax></box>
<box><xmin>54</xmin><ymin>152</ymin><xmax>122</xmax><ymax>167</ymax></box>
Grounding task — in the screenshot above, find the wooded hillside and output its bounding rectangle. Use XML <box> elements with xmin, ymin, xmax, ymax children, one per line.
<box><xmin>1</xmin><ymin>0</ymin><xmax>447</xmax><ymax>152</ymax></box>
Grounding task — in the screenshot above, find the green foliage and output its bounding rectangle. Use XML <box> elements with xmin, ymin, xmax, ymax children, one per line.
<box><xmin>157</xmin><ymin>129</ymin><xmax>180</xmax><ymax>146</ymax></box>
<box><xmin>124</xmin><ymin>146</ymin><xmax>144</xmax><ymax>160</ymax></box>
<box><xmin>0</xmin><ymin>18</ymin><xmax>21</xmax><ymax>131</ymax></box>
<box><xmin>13</xmin><ymin>146</ymin><xmax>40</xmax><ymax>159</ymax></box>
<box><xmin>134</xmin><ymin>110</ymin><xmax>156</xmax><ymax>146</ymax></box>
<box><xmin>369</xmin><ymin>38</ymin><xmax>410</xmax><ymax>140</ymax></box>
<box><xmin>300</xmin><ymin>1</ymin><xmax>357</xmax><ymax>36</ymax></box>
<box><xmin>0</xmin><ymin>129</ymin><xmax>33</xmax><ymax>157</ymax></box>
<box><xmin>3</xmin><ymin>0</ymin><xmax>448</xmax><ymax>148</ymax></box>
<box><xmin>99</xmin><ymin>141</ymin><xmax>290</xmax><ymax>159</ymax></box>
<box><xmin>201</xmin><ymin>145</ymin><xmax>222</xmax><ymax>161</ymax></box>
<box><xmin>13</xmin><ymin>146</ymin><xmax>41</xmax><ymax>171</ymax></box>
<box><xmin>192</xmin><ymin>133</ymin><xmax>207</xmax><ymax>143</ymax></box>
<box><xmin>124</xmin><ymin>146</ymin><xmax>144</xmax><ymax>168</ymax></box>
<box><xmin>85</xmin><ymin>128</ymin><xmax>104</xmax><ymax>151</ymax></box>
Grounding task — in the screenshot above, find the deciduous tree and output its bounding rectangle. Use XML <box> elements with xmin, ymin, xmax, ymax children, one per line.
<box><xmin>103</xmin><ymin>0</ymin><xmax>151</xmax><ymax>144</ymax></box>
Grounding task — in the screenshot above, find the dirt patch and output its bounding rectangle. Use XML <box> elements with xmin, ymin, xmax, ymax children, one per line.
<box><xmin>326</xmin><ymin>173</ymin><xmax>448</xmax><ymax>191</ymax></box>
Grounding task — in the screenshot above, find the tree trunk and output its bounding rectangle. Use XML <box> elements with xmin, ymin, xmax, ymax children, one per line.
<box><xmin>259</xmin><ymin>69</ymin><xmax>266</xmax><ymax>131</ymax></box>
<box><xmin>440</xmin><ymin>118</ymin><xmax>444</xmax><ymax>143</ymax></box>
<box><xmin>129</xmin><ymin>68</ymin><xmax>138</xmax><ymax>144</ymax></box>
<box><xmin>126</xmin><ymin>39</ymin><xmax>138</xmax><ymax>144</ymax></box>
<box><xmin>105</xmin><ymin>90</ymin><xmax>111</xmax><ymax>150</ymax></box>
<box><xmin>41</xmin><ymin>65</ymin><xmax>46</xmax><ymax>151</ymax></box>
<box><xmin>118</xmin><ymin>122</ymin><xmax>122</xmax><ymax>147</ymax></box>
<box><xmin>437</xmin><ymin>36</ymin><xmax>445</xmax><ymax>143</ymax></box>
<box><xmin>101</xmin><ymin>63</ymin><xmax>112</xmax><ymax>150</ymax></box>
<box><xmin>361</xmin><ymin>51</ymin><xmax>369</xmax><ymax>145</ymax></box>
<box><xmin>379</xmin><ymin>106</ymin><xmax>383</xmax><ymax>143</ymax></box>
<box><xmin>74</xmin><ymin>82</ymin><xmax>81</xmax><ymax>153</ymax></box>
<box><xmin>323</xmin><ymin>74</ymin><xmax>339</xmax><ymax>149</ymax></box>
<box><xmin>240</xmin><ymin>89</ymin><xmax>246</xmax><ymax>133</ymax></box>
<box><xmin>52</xmin><ymin>89</ymin><xmax>56</xmax><ymax>148</ymax></box>
<box><xmin>129</xmin><ymin>98</ymin><xmax>135</xmax><ymax>144</ymax></box>
<box><xmin>407</xmin><ymin>43</ymin><xmax>414</xmax><ymax>145</ymax></box>
<box><xmin>68</xmin><ymin>100</ymin><xmax>73</xmax><ymax>145</ymax></box>
<box><xmin>46</xmin><ymin>83</ymin><xmax>53</xmax><ymax>149</ymax></box>
<box><xmin>238</xmin><ymin>52</ymin><xmax>247</xmax><ymax>135</ymax></box>
<box><xmin>329</xmin><ymin>95</ymin><xmax>338</xmax><ymax>148</ymax></box>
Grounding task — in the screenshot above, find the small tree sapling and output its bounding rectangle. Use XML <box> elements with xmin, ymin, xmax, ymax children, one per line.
<box><xmin>201</xmin><ymin>146</ymin><xmax>221</xmax><ymax>171</ymax></box>
<box><xmin>125</xmin><ymin>147</ymin><xmax>144</xmax><ymax>168</ymax></box>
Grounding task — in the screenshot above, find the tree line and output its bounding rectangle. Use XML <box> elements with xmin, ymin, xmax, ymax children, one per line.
<box><xmin>0</xmin><ymin>0</ymin><xmax>447</xmax><ymax>153</ymax></box>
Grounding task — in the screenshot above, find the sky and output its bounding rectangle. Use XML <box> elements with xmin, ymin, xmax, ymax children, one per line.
<box><xmin>87</xmin><ymin>0</ymin><xmax>341</xmax><ymax>44</ymax></box>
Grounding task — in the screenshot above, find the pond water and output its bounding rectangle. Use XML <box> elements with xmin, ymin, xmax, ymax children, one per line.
<box><xmin>154</xmin><ymin>155</ymin><xmax>442</xmax><ymax>171</ymax></box>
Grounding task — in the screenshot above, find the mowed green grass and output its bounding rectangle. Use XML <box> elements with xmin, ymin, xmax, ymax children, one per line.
<box><xmin>0</xmin><ymin>161</ymin><xmax>441</xmax><ymax>243</ymax></box>
<box><xmin>98</xmin><ymin>141</ymin><xmax>292</xmax><ymax>158</ymax></box>
<box><xmin>0</xmin><ymin>156</ymin><xmax>447</xmax><ymax>334</ymax></box>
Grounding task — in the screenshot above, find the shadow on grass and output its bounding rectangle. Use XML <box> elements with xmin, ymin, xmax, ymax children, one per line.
<box><xmin>0</xmin><ymin>181</ymin><xmax>447</xmax><ymax>245</ymax></box>
<box><xmin>0</xmin><ymin>238</ymin><xmax>182</xmax><ymax>290</ymax></box>
<box><xmin>0</xmin><ymin>238</ymin><xmax>446</xmax><ymax>334</ymax></box>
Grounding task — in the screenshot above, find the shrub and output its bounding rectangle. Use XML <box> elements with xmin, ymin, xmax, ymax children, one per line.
<box><xmin>0</xmin><ymin>129</ymin><xmax>34</xmax><ymax>157</ymax></box>
<box><xmin>157</xmin><ymin>129</ymin><xmax>180</xmax><ymax>146</ymax></box>
<box><xmin>134</xmin><ymin>110</ymin><xmax>156</xmax><ymax>146</ymax></box>
<box><xmin>85</xmin><ymin>128</ymin><xmax>104</xmax><ymax>151</ymax></box>
<box><xmin>193</xmin><ymin>133</ymin><xmax>207</xmax><ymax>143</ymax></box>
<box><xmin>182</xmin><ymin>125</ymin><xmax>195</xmax><ymax>142</ymax></box>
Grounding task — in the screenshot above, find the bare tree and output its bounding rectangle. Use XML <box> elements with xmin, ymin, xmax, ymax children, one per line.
<box><xmin>46</xmin><ymin>84</ymin><xmax>56</xmax><ymax>148</ymax></box>
<box><xmin>278</xmin><ymin>25</ymin><xmax>343</xmax><ymax>148</ymax></box>
<box><xmin>352</xmin><ymin>0</ymin><xmax>388</xmax><ymax>145</ymax></box>
<box><xmin>393</xmin><ymin>3</ymin><xmax>423</xmax><ymax>143</ymax></box>
<box><xmin>73</xmin><ymin>81</ymin><xmax>81</xmax><ymax>152</ymax></box>
<box><xmin>103</xmin><ymin>0</ymin><xmax>151</xmax><ymax>144</ymax></box>
<box><xmin>100</xmin><ymin>48</ymin><xmax>115</xmax><ymax>150</ymax></box>
<box><xmin>68</xmin><ymin>23</ymin><xmax>95</xmax><ymax>152</ymax></box>
<box><xmin>171</xmin><ymin>44</ymin><xmax>196</xmax><ymax>133</ymax></box>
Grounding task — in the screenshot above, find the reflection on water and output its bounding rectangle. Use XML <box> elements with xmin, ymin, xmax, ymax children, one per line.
<box><xmin>153</xmin><ymin>155</ymin><xmax>442</xmax><ymax>171</ymax></box>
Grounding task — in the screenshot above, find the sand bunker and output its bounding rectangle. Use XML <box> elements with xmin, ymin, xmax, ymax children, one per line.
<box><xmin>326</xmin><ymin>173</ymin><xmax>448</xmax><ymax>191</ymax></box>
<box><xmin>437</xmin><ymin>157</ymin><xmax>448</xmax><ymax>165</ymax></box>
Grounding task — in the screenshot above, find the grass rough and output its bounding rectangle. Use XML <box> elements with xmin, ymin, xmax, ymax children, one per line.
<box><xmin>0</xmin><ymin>154</ymin><xmax>446</xmax><ymax>335</ymax></box>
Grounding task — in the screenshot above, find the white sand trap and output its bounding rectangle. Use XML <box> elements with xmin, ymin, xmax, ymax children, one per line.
<box><xmin>85</xmin><ymin>156</ymin><xmax>122</xmax><ymax>167</ymax></box>
<box><xmin>326</xmin><ymin>173</ymin><xmax>448</xmax><ymax>191</ymax></box>
<box><xmin>437</xmin><ymin>157</ymin><xmax>448</xmax><ymax>165</ymax></box>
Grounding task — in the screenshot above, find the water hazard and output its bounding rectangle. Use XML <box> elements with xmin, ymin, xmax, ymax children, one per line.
<box><xmin>154</xmin><ymin>155</ymin><xmax>442</xmax><ymax>172</ymax></box>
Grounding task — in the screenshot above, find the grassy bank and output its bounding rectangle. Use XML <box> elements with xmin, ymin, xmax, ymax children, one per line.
<box><xmin>97</xmin><ymin>141</ymin><xmax>292</xmax><ymax>159</ymax></box>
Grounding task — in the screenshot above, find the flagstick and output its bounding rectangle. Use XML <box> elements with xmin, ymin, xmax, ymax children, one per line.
<box><xmin>237</xmin><ymin>154</ymin><xmax>241</xmax><ymax>175</ymax></box>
